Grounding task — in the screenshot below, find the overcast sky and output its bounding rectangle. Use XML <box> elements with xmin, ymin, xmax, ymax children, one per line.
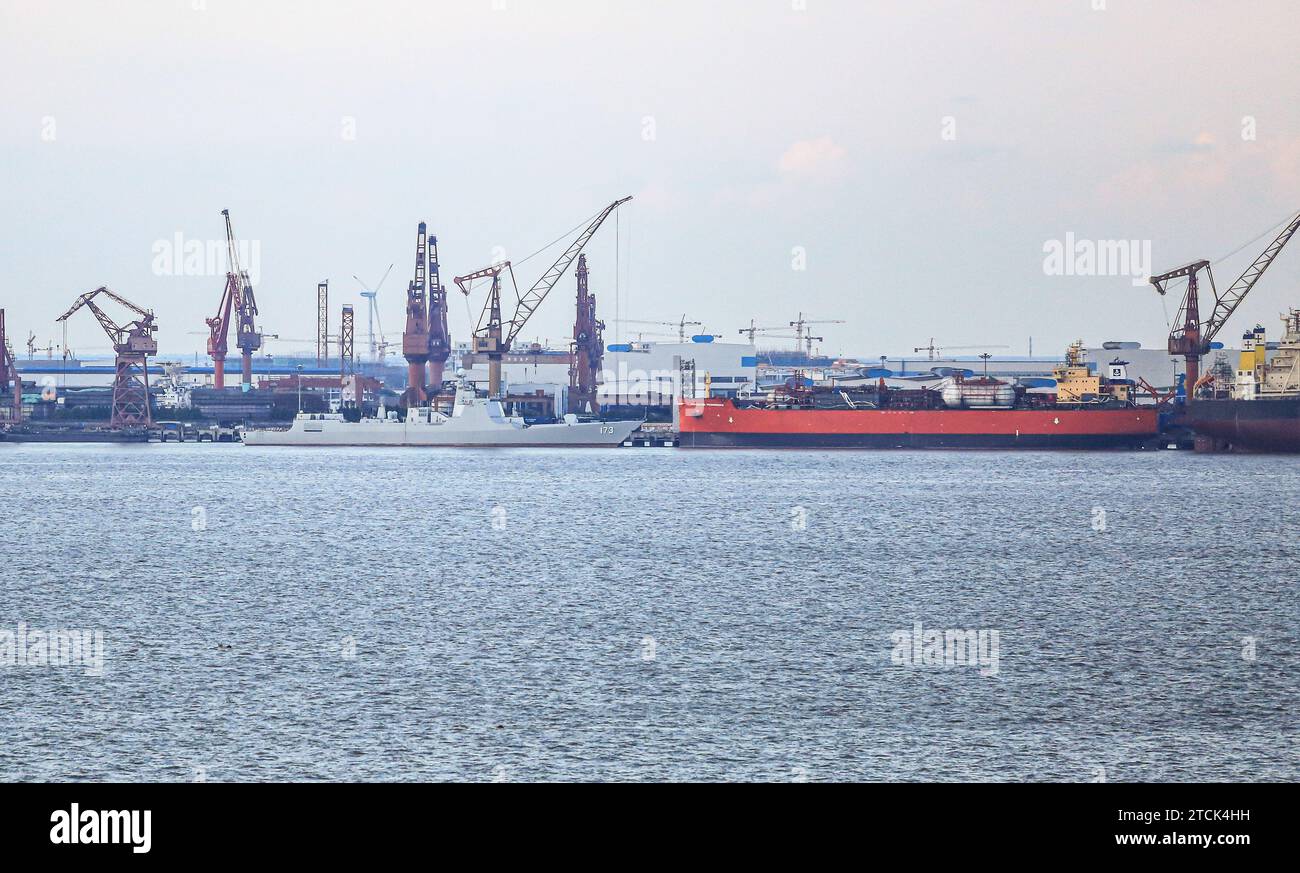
<box><xmin>3</xmin><ymin>0</ymin><xmax>1299</xmax><ymax>361</ymax></box>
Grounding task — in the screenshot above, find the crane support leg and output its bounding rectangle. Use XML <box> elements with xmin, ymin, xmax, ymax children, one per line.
<box><xmin>112</xmin><ymin>354</ymin><xmax>151</xmax><ymax>428</ymax></box>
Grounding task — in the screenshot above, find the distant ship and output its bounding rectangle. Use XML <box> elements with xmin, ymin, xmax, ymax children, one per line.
<box><xmin>243</xmin><ymin>385</ymin><xmax>639</xmax><ymax>448</ymax></box>
<box><xmin>679</xmin><ymin>342</ymin><xmax>1163</xmax><ymax>449</ymax></box>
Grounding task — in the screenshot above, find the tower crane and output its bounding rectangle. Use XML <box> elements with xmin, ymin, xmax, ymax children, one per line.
<box><xmin>56</xmin><ymin>286</ymin><xmax>158</xmax><ymax>428</ymax></box>
<box><xmin>738</xmin><ymin>320</ymin><xmax>790</xmax><ymax>343</ymax></box>
<box><xmin>615</xmin><ymin>315</ymin><xmax>701</xmax><ymax>342</ymax></box>
<box><xmin>25</xmin><ymin>333</ymin><xmax>56</xmax><ymax>360</ymax></box>
<box><xmin>1149</xmin><ymin>210</ymin><xmax>1300</xmax><ymax>397</ymax></box>
<box><xmin>455</xmin><ymin>196</ymin><xmax>631</xmax><ymax>398</ymax></box>
<box><xmin>205</xmin><ymin>209</ymin><xmax>262</xmax><ymax>389</ymax></box>
<box><xmin>758</xmin><ymin>332</ymin><xmax>825</xmax><ymax>356</ymax></box>
<box><xmin>913</xmin><ymin>340</ymin><xmax>1011</xmax><ymax>361</ymax></box>
<box><xmin>790</xmin><ymin>313</ymin><xmax>844</xmax><ymax>355</ymax></box>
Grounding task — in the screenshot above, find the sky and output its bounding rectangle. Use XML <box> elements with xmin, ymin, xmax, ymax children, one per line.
<box><xmin>2</xmin><ymin>0</ymin><xmax>1299</xmax><ymax>362</ymax></box>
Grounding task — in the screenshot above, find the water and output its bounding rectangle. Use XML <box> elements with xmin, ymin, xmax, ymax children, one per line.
<box><xmin>1</xmin><ymin>443</ymin><xmax>1296</xmax><ymax>782</ymax></box>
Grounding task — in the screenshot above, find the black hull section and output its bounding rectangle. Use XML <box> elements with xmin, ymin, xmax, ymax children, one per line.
<box><xmin>1184</xmin><ymin>397</ymin><xmax>1300</xmax><ymax>452</ymax></box>
<box><xmin>679</xmin><ymin>432</ymin><xmax>1157</xmax><ymax>450</ymax></box>
<box><xmin>1</xmin><ymin>431</ymin><xmax>150</xmax><ymax>443</ymax></box>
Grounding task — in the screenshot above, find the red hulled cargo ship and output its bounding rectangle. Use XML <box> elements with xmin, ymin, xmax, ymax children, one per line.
<box><xmin>678</xmin><ymin>398</ymin><xmax>1160</xmax><ymax>449</ymax></box>
<box><xmin>678</xmin><ymin>343</ymin><xmax>1163</xmax><ymax>449</ymax></box>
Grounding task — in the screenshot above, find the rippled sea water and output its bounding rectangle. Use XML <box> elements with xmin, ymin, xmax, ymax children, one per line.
<box><xmin>1</xmin><ymin>443</ymin><xmax>1296</xmax><ymax>782</ymax></box>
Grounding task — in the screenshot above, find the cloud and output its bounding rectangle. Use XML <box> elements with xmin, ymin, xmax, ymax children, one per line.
<box><xmin>636</xmin><ymin>179</ymin><xmax>685</xmax><ymax>211</ymax></box>
<box><xmin>778</xmin><ymin>136</ymin><xmax>848</xmax><ymax>177</ymax></box>
<box><xmin>1153</xmin><ymin>131</ymin><xmax>1217</xmax><ymax>154</ymax></box>
<box><xmin>1098</xmin><ymin>135</ymin><xmax>1300</xmax><ymax>213</ymax></box>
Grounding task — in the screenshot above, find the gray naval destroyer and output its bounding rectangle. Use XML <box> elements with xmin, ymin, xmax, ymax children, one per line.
<box><xmin>243</xmin><ymin>383</ymin><xmax>638</xmax><ymax>448</ymax></box>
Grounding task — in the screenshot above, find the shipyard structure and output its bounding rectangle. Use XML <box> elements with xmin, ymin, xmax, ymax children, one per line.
<box><xmin>5</xmin><ymin>205</ymin><xmax>1300</xmax><ymax>451</ymax></box>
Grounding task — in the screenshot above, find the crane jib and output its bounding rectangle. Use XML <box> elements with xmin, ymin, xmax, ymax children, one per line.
<box><xmin>504</xmin><ymin>196</ymin><xmax>632</xmax><ymax>348</ymax></box>
<box><xmin>1150</xmin><ymin>210</ymin><xmax>1300</xmax><ymax>351</ymax></box>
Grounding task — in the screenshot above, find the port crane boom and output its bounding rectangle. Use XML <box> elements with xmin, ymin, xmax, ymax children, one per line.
<box><xmin>505</xmin><ymin>197</ymin><xmax>631</xmax><ymax>351</ymax></box>
<box><xmin>456</xmin><ymin>196</ymin><xmax>631</xmax><ymax>397</ymax></box>
<box><xmin>1150</xmin><ymin>210</ymin><xmax>1300</xmax><ymax>394</ymax></box>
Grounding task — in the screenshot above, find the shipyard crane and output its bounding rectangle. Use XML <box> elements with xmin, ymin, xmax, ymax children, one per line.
<box><xmin>1149</xmin><ymin>210</ymin><xmax>1300</xmax><ymax>396</ymax></box>
<box><xmin>615</xmin><ymin>315</ymin><xmax>702</xmax><ymax>342</ymax></box>
<box><xmin>569</xmin><ymin>254</ymin><xmax>604</xmax><ymax>415</ymax></box>
<box><xmin>205</xmin><ymin>210</ymin><xmax>262</xmax><ymax>389</ymax></box>
<box><xmin>56</xmin><ymin>286</ymin><xmax>158</xmax><ymax>428</ymax></box>
<box><xmin>913</xmin><ymin>340</ymin><xmax>1011</xmax><ymax>361</ymax></box>
<box><xmin>0</xmin><ymin>310</ymin><xmax>21</xmax><ymax>422</ymax></box>
<box><xmin>426</xmin><ymin>233</ymin><xmax>451</xmax><ymax>392</ymax></box>
<box><xmin>401</xmin><ymin>223</ymin><xmax>431</xmax><ymax>405</ymax></box>
<box><xmin>455</xmin><ymin>196</ymin><xmax>631</xmax><ymax>398</ymax></box>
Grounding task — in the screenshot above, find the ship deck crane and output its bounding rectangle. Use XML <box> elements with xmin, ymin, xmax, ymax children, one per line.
<box><xmin>1149</xmin><ymin>210</ymin><xmax>1300</xmax><ymax>397</ymax></box>
<box><xmin>206</xmin><ymin>210</ymin><xmax>262</xmax><ymax>389</ymax></box>
<box><xmin>455</xmin><ymin>196</ymin><xmax>631</xmax><ymax>398</ymax></box>
<box><xmin>56</xmin><ymin>286</ymin><xmax>158</xmax><ymax>428</ymax></box>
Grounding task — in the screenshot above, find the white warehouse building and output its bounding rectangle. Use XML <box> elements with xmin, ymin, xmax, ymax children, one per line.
<box><xmin>600</xmin><ymin>339</ymin><xmax>757</xmax><ymax>406</ymax></box>
<box><xmin>457</xmin><ymin>337</ymin><xmax>757</xmax><ymax>413</ymax></box>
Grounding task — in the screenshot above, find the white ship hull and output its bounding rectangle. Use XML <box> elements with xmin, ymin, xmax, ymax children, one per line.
<box><xmin>242</xmin><ymin>389</ymin><xmax>639</xmax><ymax>448</ymax></box>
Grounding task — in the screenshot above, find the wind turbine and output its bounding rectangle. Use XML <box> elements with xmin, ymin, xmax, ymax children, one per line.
<box><xmin>355</xmin><ymin>264</ymin><xmax>394</xmax><ymax>362</ymax></box>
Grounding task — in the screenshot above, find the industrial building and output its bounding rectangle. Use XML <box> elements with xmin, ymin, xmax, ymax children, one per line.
<box><xmin>603</xmin><ymin>339</ymin><xmax>757</xmax><ymax>404</ymax></box>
